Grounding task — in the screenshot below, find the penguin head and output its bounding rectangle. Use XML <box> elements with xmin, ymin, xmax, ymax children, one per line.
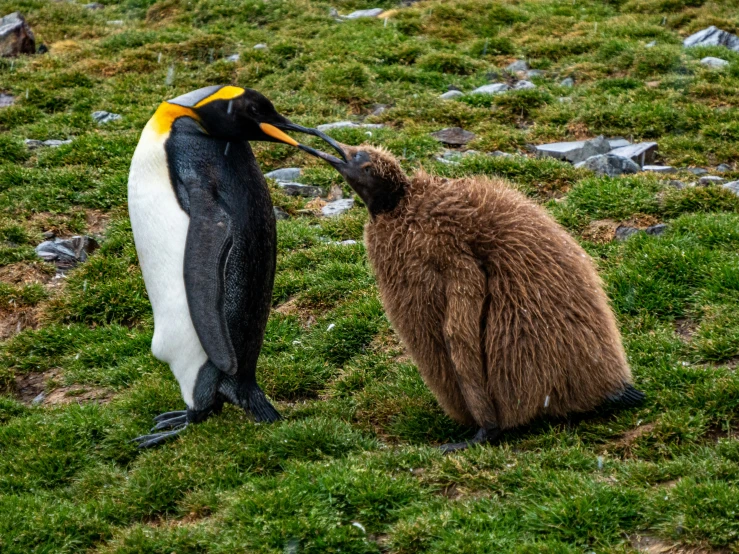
<box><xmin>165</xmin><ymin>85</ymin><xmax>345</xmax><ymax>157</ymax></box>
<box><xmin>300</xmin><ymin>142</ymin><xmax>409</xmax><ymax>216</ymax></box>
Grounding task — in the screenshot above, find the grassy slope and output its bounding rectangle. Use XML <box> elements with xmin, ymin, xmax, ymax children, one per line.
<box><xmin>1</xmin><ymin>0</ymin><xmax>739</xmax><ymax>551</ymax></box>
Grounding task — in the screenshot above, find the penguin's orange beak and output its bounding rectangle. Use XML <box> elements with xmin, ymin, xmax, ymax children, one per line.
<box><xmin>260</xmin><ymin>121</ymin><xmax>348</xmax><ymax>162</ymax></box>
<box><xmin>259</xmin><ymin>123</ymin><xmax>299</xmax><ymax>146</ymax></box>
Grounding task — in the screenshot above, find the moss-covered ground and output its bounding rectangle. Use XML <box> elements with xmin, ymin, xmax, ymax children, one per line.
<box><xmin>2</xmin><ymin>0</ymin><xmax>739</xmax><ymax>551</ymax></box>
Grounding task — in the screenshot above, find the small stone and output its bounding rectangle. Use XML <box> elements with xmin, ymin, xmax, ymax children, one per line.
<box><xmin>560</xmin><ymin>77</ymin><xmax>575</xmax><ymax>87</ymax></box>
<box><xmin>506</xmin><ymin>60</ymin><xmax>528</xmax><ymax>72</ymax></box>
<box><xmin>490</xmin><ymin>150</ymin><xmax>513</xmax><ymax>158</ymax></box>
<box><xmin>83</xmin><ymin>2</ymin><xmax>104</xmax><ymax>9</ymax></box>
<box><xmin>35</xmin><ymin>235</ymin><xmax>99</xmax><ymax>270</ymax></box>
<box><xmin>716</xmin><ymin>163</ymin><xmax>732</xmax><ymax>173</ymax></box>
<box><xmin>558</xmin><ymin>97</ymin><xmax>572</xmax><ymax>103</ymax></box>
<box><xmin>683</xmin><ymin>26</ymin><xmax>739</xmax><ymax>51</ymax></box>
<box><xmin>0</xmin><ymin>92</ymin><xmax>14</xmax><ymax>107</ymax></box>
<box><xmin>645</xmin><ymin>223</ymin><xmax>668</xmax><ymax>236</ymax></box>
<box><xmin>343</xmin><ymin>8</ymin><xmax>384</xmax><ymax>19</ymax></box>
<box><xmin>447</xmin><ymin>84</ymin><xmax>461</xmax><ymax>91</ymax></box>
<box><xmin>514</xmin><ymin>80</ymin><xmax>536</xmax><ymax>90</ymax></box>
<box><xmin>25</xmin><ymin>138</ymin><xmax>72</xmax><ymax>149</ymax></box>
<box><xmin>536</xmin><ymin>136</ymin><xmax>611</xmax><ymax>164</ymax></box>
<box><xmin>700</xmin><ymin>56</ymin><xmax>729</xmax><ymax>69</ymax></box>
<box><xmin>253</xmin><ymin>43</ymin><xmax>267</xmax><ymax>50</ymax></box>
<box><xmin>615</xmin><ymin>226</ymin><xmax>641</xmax><ymax>241</ymax></box>
<box><xmin>643</xmin><ymin>165</ymin><xmax>676</xmax><ymax>174</ymax></box>
<box><xmin>525</xmin><ymin>69</ymin><xmax>543</xmax><ymax>78</ymax></box>
<box><xmin>265</xmin><ymin>167</ymin><xmax>301</xmax><ymax>182</ymax></box>
<box><xmin>225</xmin><ymin>53</ymin><xmax>240</xmax><ymax>62</ymax></box>
<box><xmin>273</xmin><ymin>206</ymin><xmax>290</xmax><ymax>221</ymax></box>
<box><xmin>430</xmin><ymin>127</ymin><xmax>476</xmax><ymax>146</ymax></box>
<box><xmin>0</xmin><ymin>12</ymin><xmax>35</xmax><ymax>57</ymax></box>
<box><xmin>609</xmin><ymin>142</ymin><xmax>658</xmax><ymax>167</ymax></box>
<box><xmin>92</xmin><ymin>111</ymin><xmax>122</xmax><ymax>124</ymax></box>
<box><xmin>578</xmin><ymin>154</ymin><xmax>641</xmax><ymax>177</ymax></box>
<box><xmin>669</xmin><ymin>180</ymin><xmax>687</xmax><ymax>189</ymax></box>
<box><xmin>321</xmin><ymin>198</ymin><xmax>354</xmax><ymax>217</ymax></box>
<box><xmin>723</xmin><ymin>181</ymin><xmax>739</xmax><ymax>196</ymax></box>
<box><xmin>42</xmin><ymin>230</ymin><xmax>55</xmax><ymax>240</ymax></box>
<box><xmin>687</xmin><ymin>167</ymin><xmax>708</xmax><ymax>176</ymax></box>
<box><xmin>106</xmin><ymin>19</ymin><xmax>124</xmax><ymax>25</ymax></box>
<box><xmin>316</xmin><ymin>121</ymin><xmax>384</xmax><ymax>132</ymax></box>
<box><xmin>471</xmin><ymin>83</ymin><xmax>509</xmax><ymax>95</ymax></box>
<box><xmin>32</xmin><ymin>392</ymin><xmax>45</xmax><ymax>405</ymax></box>
<box><xmin>645</xmin><ymin>40</ymin><xmax>657</xmax><ymax>48</ymax></box>
<box><xmin>370</xmin><ymin>103</ymin><xmax>389</xmax><ymax>116</ymax></box>
<box><xmin>608</xmin><ymin>138</ymin><xmax>630</xmax><ymax>149</ymax></box>
<box><xmin>440</xmin><ymin>90</ymin><xmax>464</xmax><ymax>99</ymax></box>
<box><xmin>339</xmin><ymin>239</ymin><xmax>357</xmax><ymax>245</ymax></box>
<box><xmin>698</xmin><ymin>175</ymin><xmax>726</xmax><ymax>185</ymax></box>
<box><xmin>278</xmin><ymin>182</ymin><xmax>323</xmax><ymax>198</ymax></box>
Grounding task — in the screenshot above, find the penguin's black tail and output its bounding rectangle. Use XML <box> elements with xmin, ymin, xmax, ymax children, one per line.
<box><xmin>604</xmin><ymin>383</ymin><xmax>646</xmax><ymax>409</ymax></box>
<box><xmin>247</xmin><ymin>386</ymin><xmax>282</xmax><ymax>423</ymax></box>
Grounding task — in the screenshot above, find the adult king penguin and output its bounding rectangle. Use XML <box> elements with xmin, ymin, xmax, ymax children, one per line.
<box><xmin>128</xmin><ymin>85</ymin><xmax>342</xmax><ymax>448</ymax></box>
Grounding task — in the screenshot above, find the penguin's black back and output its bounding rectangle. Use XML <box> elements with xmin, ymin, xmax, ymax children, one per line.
<box><xmin>165</xmin><ymin>117</ymin><xmax>276</xmax><ymax>383</ymax></box>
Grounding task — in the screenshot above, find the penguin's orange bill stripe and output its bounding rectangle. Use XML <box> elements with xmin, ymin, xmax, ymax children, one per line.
<box><xmin>259</xmin><ymin>123</ymin><xmax>299</xmax><ymax>146</ymax></box>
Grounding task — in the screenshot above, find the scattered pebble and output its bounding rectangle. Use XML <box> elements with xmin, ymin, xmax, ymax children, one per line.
<box><xmin>0</xmin><ymin>92</ymin><xmax>15</xmax><ymax>107</ymax></box>
<box><xmin>615</xmin><ymin>226</ymin><xmax>641</xmax><ymax>241</ymax></box>
<box><xmin>645</xmin><ymin>40</ymin><xmax>657</xmax><ymax>48</ymax></box>
<box><xmin>687</xmin><ymin>167</ymin><xmax>708</xmax><ymax>176</ymax></box>
<box><xmin>642</xmin><ymin>165</ymin><xmax>675</xmax><ymax>174</ymax></box>
<box><xmin>352</xmin><ymin>522</ymin><xmax>366</xmax><ymax>533</ymax></box>
<box><xmin>225</xmin><ymin>53</ymin><xmax>240</xmax><ymax>62</ymax></box>
<box><xmin>321</xmin><ymin>198</ymin><xmax>354</xmax><ymax>217</ymax></box>
<box><xmin>83</xmin><ymin>2</ymin><xmax>104</xmax><ymax>9</ymax></box>
<box><xmin>700</xmin><ymin>56</ymin><xmax>729</xmax><ymax>69</ymax></box>
<box><xmin>716</xmin><ymin>163</ymin><xmax>732</xmax><ymax>173</ymax></box>
<box><xmin>25</xmin><ymin>138</ymin><xmax>72</xmax><ymax>149</ymax></box>
<box><xmin>514</xmin><ymin>80</ymin><xmax>536</xmax><ymax>90</ymax></box>
<box><xmin>343</xmin><ymin>8</ymin><xmax>384</xmax><ymax>19</ymax></box>
<box><xmin>576</xmin><ymin>153</ymin><xmax>640</xmax><ymax>177</ymax></box>
<box><xmin>560</xmin><ymin>77</ymin><xmax>575</xmax><ymax>87</ymax></box>
<box><xmin>440</xmin><ymin>90</ymin><xmax>463</xmax><ymax>99</ymax></box>
<box><xmin>669</xmin><ymin>180</ymin><xmax>687</xmax><ymax>189</ymax></box>
<box><xmin>645</xmin><ymin>223</ymin><xmax>668</xmax><ymax>236</ymax></box>
<box><xmin>265</xmin><ymin>167</ymin><xmax>301</xmax><ymax>182</ymax></box>
<box><xmin>524</xmin><ymin>69</ymin><xmax>543</xmax><ymax>78</ymax></box>
<box><xmin>278</xmin><ymin>182</ymin><xmax>323</xmax><ymax>198</ymax></box>
<box><xmin>92</xmin><ymin>110</ymin><xmax>122</xmax><ymax>124</ymax></box>
<box><xmin>253</xmin><ymin>43</ymin><xmax>267</xmax><ymax>50</ymax></box>
<box><xmin>106</xmin><ymin>20</ymin><xmax>124</xmax><ymax>25</ymax></box>
<box><xmin>430</xmin><ymin>127</ymin><xmax>476</xmax><ymax>146</ymax></box>
<box><xmin>470</xmin><ymin>83</ymin><xmax>509</xmax><ymax>95</ymax></box>
<box><xmin>370</xmin><ymin>103</ymin><xmax>389</xmax><ymax>116</ymax></box>
<box><xmin>506</xmin><ymin>60</ymin><xmax>528</xmax><ymax>72</ymax></box>
<box><xmin>723</xmin><ymin>181</ymin><xmax>739</xmax><ymax>196</ymax></box>
<box><xmin>699</xmin><ymin>175</ymin><xmax>726</xmax><ymax>185</ymax></box>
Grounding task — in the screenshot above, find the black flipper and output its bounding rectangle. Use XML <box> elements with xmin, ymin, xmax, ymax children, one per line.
<box><xmin>605</xmin><ymin>383</ymin><xmax>646</xmax><ymax>408</ymax></box>
<box><xmin>183</xmin><ymin>186</ymin><xmax>238</xmax><ymax>376</ymax></box>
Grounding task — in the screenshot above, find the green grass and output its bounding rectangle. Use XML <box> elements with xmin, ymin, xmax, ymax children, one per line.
<box><xmin>1</xmin><ymin>0</ymin><xmax>739</xmax><ymax>551</ymax></box>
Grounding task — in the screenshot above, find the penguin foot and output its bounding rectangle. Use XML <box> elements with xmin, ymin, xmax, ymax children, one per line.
<box><xmin>131</xmin><ymin>424</ymin><xmax>188</xmax><ymax>449</ymax></box>
<box><xmin>245</xmin><ymin>386</ymin><xmax>282</xmax><ymax>423</ymax></box>
<box><xmin>151</xmin><ymin>411</ymin><xmax>188</xmax><ymax>432</ymax></box>
<box><xmin>439</xmin><ymin>426</ymin><xmax>501</xmax><ymax>454</ymax></box>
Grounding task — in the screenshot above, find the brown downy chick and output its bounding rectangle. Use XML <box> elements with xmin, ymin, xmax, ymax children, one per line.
<box><xmin>302</xmin><ymin>143</ymin><xmax>644</xmax><ymax>452</ymax></box>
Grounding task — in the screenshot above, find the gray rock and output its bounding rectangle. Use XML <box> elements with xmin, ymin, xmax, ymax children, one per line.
<box><xmin>0</xmin><ymin>12</ymin><xmax>35</xmax><ymax>57</ymax></box>
<box><xmin>430</xmin><ymin>127</ymin><xmax>476</xmax><ymax>146</ymax></box>
<box><xmin>578</xmin><ymin>154</ymin><xmax>641</xmax><ymax>176</ymax></box>
<box><xmin>645</xmin><ymin>40</ymin><xmax>657</xmax><ymax>48</ymax></box>
<box><xmin>92</xmin><ymin>110</ymin><xmax>122</xmax><ymax>124</ymax></box>
<box><xmin>560</xmin><ymin>77</ymin><xmax>575</xmax><ymax>87</ymax></box>
<box><xmin>514</xmin><ymin>80</ymin><xmax>536</xmax><ymax>90</ymax></box>
<box><xmin>525</xmin><ymin>69</ymin><xmax>543</xmax><ymax>78</ymax></box>
<box><xmin>536</xmin><ymin>136</ymin><xmax>611</xmax><ymax>164</ymax></box>
<box><xmin>370</xmin><ymin>103</ymin><xmax>389</xmax><ymax>116</ymax></box>
<box><xmin>440</xmin><ymin>90</ymin><xmax>464</xmax><ymax>99</ymax></box>
<box><xmin>716</xmin><ymin>163</ymin><xmax>732</xmax><ymax>173</ymax></box>
<box><xmin>490</xmin><ymin>150</ymin><xmax>514</xmax><ymax>158</ymax></box>
<box><xmin>343</xmin><ymin>8</ymin><xmax>384</xmax><ymax>19</ymax></box>
<box><xmin>701</xmin><ymin>56</ymin><xmax>729</xmax><ymax>69</ymax></box>
<box><xmin>83</xmin><ymin>2</ymin><xmax>104</xmax><ymax>9</ymax></box>
<box><xmin>669</xmin><ymin>180</ymin><xmax>687</xmax><ymax>189</ymax></box>
<box><xmin>35</xmin><ymin>235</ymin><xmax>99</xmax><ymax>270</ymax></box>
<box><xmin>24</xmin><ymin>138</ymin><xmax>72</xmax><ymax>149</ymax></box>
<box><xmin>646</xmin><ymin>223</ymin><xmax>668</xmax><ymax>236</ymax></box>
<box><xmin>615</xmin><ymin>226</ymin><xmax>641</xmax><ymax>241</ymax></box>
<box><xmin>225</xmin><ymin>53</ymin><xmax>240</xmax><ymax>62</ymax></box>
<box><xmin>643</xmin><ymin>165</ymin><xmax>676</xmax><ymax>174</ymax></box>
<box><xmin>437</xmin><ymin>149</ymin><xmax>479</xmax><ymax>163</ymax></box>
<box><xmin>609</xmin><ymin>142</ymin><xmax>658</xmax><ymax>167</ymax></box>
<box><xmin>687</xmin><ymin>167</ymin><xmax>708</xmax><ymax>176</ymax></box>
<box><xmin>471</xmin><ymin>83</ymin><xmax>509</xmax><ymax>95</ymax></box>
<box><xmin>447</xmin><ymin>84</ymin><xmax>461</xmax><ymax>91</ymax></box>
<box><xmin>683</xmin><ymin>26</ymin><xmax>739</xmax><ymax>51</ymax></box>
<box><xmin>273</xmin><ymin>206</ymin><xmax>290</xmax><ymax>220</ymax></box>
<box><xmin>339</xmin><ymin>239</ymin><xmax>357</xmax><ymax>245</ymax></box>
<box><xmin>723</xmin><ymin>181</ymin><xmax>739</xmax><ymax>195</ymax></box>
<box><xmin>699</xmin><ymin>175</ymin><xmax>726</xmax><ymax>185</ymax></box>
<box><xmin>265</xmin><ymin>167</ymin><xmax>302</xmax><ymax>182</ymax></box>
<box><xmin>321</xmin><ymin>198</ymin><xmax>354</xmax><ymax>217</ymax></box>
<box><xmin>279</xmin><ymin>182</ymin><xmax>323</xmax><ymax>198</ymax></box>
<box><xmin>506</xmin><ymin>60</ymin><xmax>529</xmax><ymax>72</ymax></box>
<box><xmin>0</xmin><ymin>92</ymin><xmax>14</xmax><ymax>107</ymax></box>
<box><xmin>608</xmin><ymin>138</ymin><xmax>630</xmax><ymax>149</ymax></box>
<box><xmin>106</xmin><ymin>19</ymin><xmax>124</xmax><ymax>25</ymax></box>
<box><xmin>316</xmin><ymin>120</ymin><xmax>384</xmax><ymax>132</ymax></box>
<box><xmin>253</xmin><ymin>43</ymin><xmax>267</xmax><ymax>50</ymax></box>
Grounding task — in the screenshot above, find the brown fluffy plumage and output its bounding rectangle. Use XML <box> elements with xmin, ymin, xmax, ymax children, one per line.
<box><xmin>313</xmin><ymin>143</ymin><xmax>640</xmax><ymax>444</ymax></box>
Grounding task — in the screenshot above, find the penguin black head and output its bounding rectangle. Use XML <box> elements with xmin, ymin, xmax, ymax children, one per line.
<box><xmin>300</xmin><ymin>142</ymin><xmax>409</xmax><ymax>216</ymax></box>
<box><xmin>159</xmin><ymin>85</ymin><xmax>346</xmax><ymax>159</ymax></box>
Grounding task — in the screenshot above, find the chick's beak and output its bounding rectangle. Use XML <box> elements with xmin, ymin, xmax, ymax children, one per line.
<box><xmin>298</xmin><ymin>143</ymin><xmax>345</xmax><ymax>167</ymax></box>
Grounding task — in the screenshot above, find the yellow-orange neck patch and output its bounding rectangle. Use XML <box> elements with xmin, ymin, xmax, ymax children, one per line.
<box><xmin>194</xmin><ymin>85</ymin><xmax>245</xmax><ymax>107</ymax></box>
<box><xmin>148</xmin><ymin>102</ymin><xmax>200</xmax><ymax>136</ymax></box>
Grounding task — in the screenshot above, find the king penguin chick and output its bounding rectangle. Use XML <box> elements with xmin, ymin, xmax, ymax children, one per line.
<box><xmin>302</xmin><ymin>143</ymin><xmax>645</xmax><ymax>452</ymax></box>
<box><xmin>128</xmin><ymin>85</ymin><xmax>342</xmax><ymax>448</ymax></box>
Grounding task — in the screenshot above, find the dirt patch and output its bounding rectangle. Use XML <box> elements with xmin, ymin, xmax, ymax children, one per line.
<box><xmin>566</xmin><ymin>122</ymin><xmax>591</xmax><ymax>140</ymax></box>
<box><xmin>582</xmin><ymin>219</ymin><xmax>619</xmax><ymax>244</ymax></box>
<box><xmin>630</xmin><ymin>534</ymin><xmax>731</xmax><ymax>554</ymax></box>
<box><xmin>0</xmin><ymin>306</ymin><xmax>41</xmax><ymax>340</ymax></box>
<box><xmin>615</xmin><ymin>422</ymin><xmax>657</xmax><ymax>448</ymax></box>
<box><xmin>85</xmin><ymin>209</ymin><xmax>110</xmax><ymax>236</ymax></box>
<box><xmin>674</xmin><ymin>318</ymin><xmax>697</xmax><ymax>342</ymax></box>
<box><xmin>14</xmin><ymin>368</ymin><xmax>111</xmax><ymax>406</ymax></box>
<box><xmin>0</xmin><ymin>262</ymin><xmax>55</xmax><ymax>285</ymax></box>
<box><xmin>274</xmin><ymin>297</ymin><xmax>317</xmax><ymax>328</ymax></box>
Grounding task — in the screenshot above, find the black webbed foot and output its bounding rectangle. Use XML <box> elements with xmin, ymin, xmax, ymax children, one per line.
<box><xmin>439</xmin><ymin>425</ymin><xmax>501</xmax><ymax>454</ymax></box>
<box><xmin>151</xmin><ymin>412</ymin><xmax>188</xmax><ymax>432</ymax></box>
<box><xmin>131</xmin><ymin>424</ymin><xmax>188</xmax><ymax>449</ymax></box>
<box><xmin>153</xmin><ymin>410</ymin><xmax>187</xmax><ymax>423</ymax></box>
